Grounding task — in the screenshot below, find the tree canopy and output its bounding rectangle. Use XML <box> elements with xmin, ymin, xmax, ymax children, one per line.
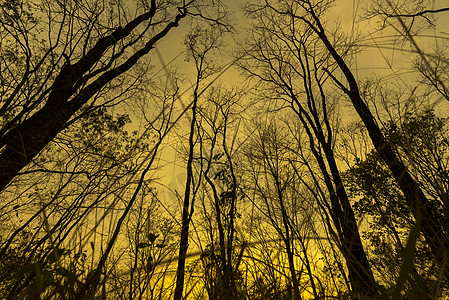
<box><xmin>1</xmin><ymin>0</ymin><xmax>449</xmax><ymax>299</ymax></box>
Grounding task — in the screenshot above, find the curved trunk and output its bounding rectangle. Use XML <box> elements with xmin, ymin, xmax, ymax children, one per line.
<box><xmin>309</xmin><ymin>10</ymin><xmax>449</xmax><ymax>277</ymax></box>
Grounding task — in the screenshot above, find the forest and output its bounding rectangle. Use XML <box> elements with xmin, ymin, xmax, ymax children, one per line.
<box><xmin>0</xmin><ymin>0</ymin><xmax>448</xmax><ymax>299</ymax></box>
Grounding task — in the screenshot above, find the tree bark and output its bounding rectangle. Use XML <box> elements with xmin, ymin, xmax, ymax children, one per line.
<box><xmin>0</xmin><ymin>5</ymin><xmax>186</xmax><ymax>191</ymax></box>
<box><xmin>306</xmin><ymin>5</ymin><xmax>449</xmax><ymax>279</ymax></box>
<box><xmin>173</xmin><ymin>63</ymin><xmax>200</xmax><ymax>300</ymax></box>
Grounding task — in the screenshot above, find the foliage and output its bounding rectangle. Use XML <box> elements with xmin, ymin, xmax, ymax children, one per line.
<box><xmin>1</xmin><ymin>0</ymin><xmax>449</xmax><ymax>298</ymax></box>
<box><xmin>344</xmin><ymin>109</ymin><xmax>449</xmax><ymax>296</ymax></box>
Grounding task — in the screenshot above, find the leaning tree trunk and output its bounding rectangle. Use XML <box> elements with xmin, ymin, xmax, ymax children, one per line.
<box><xmin>0</xmin><ymin>4</ymin><xmax>187</xmax><ymax>192</ymax></box>
<box><xmin>306</xmin><ymin>6</ymin><xmax>449</xmax><ymax>278</ymax></box>
<box><xmin>301</xmin><ymin>117</ymin><xmax>379</xmax><ymax>298</ymax></box>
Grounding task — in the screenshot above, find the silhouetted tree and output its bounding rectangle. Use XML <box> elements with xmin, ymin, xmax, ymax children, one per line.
<box><xmin>239</xmin><ymin>2</ymin><xmax>379</xmax><ymax>296</ymax></box>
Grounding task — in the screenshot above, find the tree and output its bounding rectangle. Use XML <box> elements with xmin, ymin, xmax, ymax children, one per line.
<box><xmin>174</xmin><ymin>24</ymin><xmax>230</xmax><ymax>300</ymax></box>
<box><xmin>344</xmin><ymin>108</ymin><xmax>449</xmax><ymax>297</ymax></box>
<box><xmin>239</xmin><ymin>2</ymin><xmax>379</xmax><ymax>296</ymax></box>
<box><xmin>243</xmin><ymin>120</ymin><xmax>311</xmax><ymax>300</ymax></box>
<box><xmin>0</xmin><ymin>100</ymin><xmax>171</xmax><ymax>298</ymax></box>
<box><xmin>196</xmin><ymin>85</ymin><xmax>246</xmax><ymax>300</ymax></box>
<box><xmin>366</xmin><ymin>0</ymin><xmax>449</xmax><ymax>102</ymax></box>
<box><xmin>0</xmin><ymin>0</ymin><xmax>226</xmax><ymax>192</ymax></box>
<box><xmin>108</xmin><ymin>195</ymin><xmax>179</xmax><ymax>300</ymax></box>
<box><xmin>0</xmin><ymin>1</ymin><xmax>228</xmax><ymax>298</ymax></box>
<box><xmin>3</xmin><ymin>0</ymin><xmax>449</xmax><ymax>298</ymax></box>
<box><xmin>265</xmin><ymin>0</ymin><xmax>449</xmax><ymax>282</ymax></box>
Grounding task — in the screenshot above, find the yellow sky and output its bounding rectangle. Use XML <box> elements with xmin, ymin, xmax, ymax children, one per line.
<box><xmin>150</xmin><ymin>0</ymin><xmax>449</xmax><ymax>204</ymax></box>
<box><xmin>117</xmin><ymin>1</ymin><xmax>449</xmax><ymax>297</ymax></box>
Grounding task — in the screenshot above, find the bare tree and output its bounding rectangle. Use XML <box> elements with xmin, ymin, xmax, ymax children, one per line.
<box><xmin>243</xmin><ymin>121</ymin><xmax>306</xmax><ymax>300</ymax></box>
<box><xmin>195</xmin><ymin>85</ymin><xmax>246</xmax><ymax>299</ymax></box>
<box><xmin>0</xmin><ymin>55</ymin><xmax>180</xmax><ymax>299</ymax></box>
<box><xmin>366</xmin><ymin>0</ymin><xmax>449</xmax><ymax>102</ymax></box>
<box><xmin>0</xmin><ymin>0</ymin><xmax>227</xmax><ymax>192</ymax></box>
<box><xmin>258</xmin><ymin>0</ymin><xmax>449</xmax><ymax>282</ymax></box>
<box><xmin>239</xmin><ymin>3</ymin><xmax>379</xmax><ymax>296</ymax></box>
<box><xmin>174</xmin><ymin>25</ymin><xmax>230</xmax><ymax>300</ymax></box>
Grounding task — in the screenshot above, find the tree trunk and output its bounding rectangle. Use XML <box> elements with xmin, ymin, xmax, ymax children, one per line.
<box><xmin>309</xmin><ymin>11</ymin><xmax>449</xmax><ymax>277</ymax></box>
<box><xmin>0</xmin><ymin>7</ymin><xmax>186</xmax><ymax>192</ymax></box>
<box><xmin>293</xmin><ymin>100</ymin><xmax>379</xmax><ymax>298</ymax></box>
<box><xmin>174</xmin><ymin>70</ymin><xmax>199</xmax><ymax>300</ymax></box>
